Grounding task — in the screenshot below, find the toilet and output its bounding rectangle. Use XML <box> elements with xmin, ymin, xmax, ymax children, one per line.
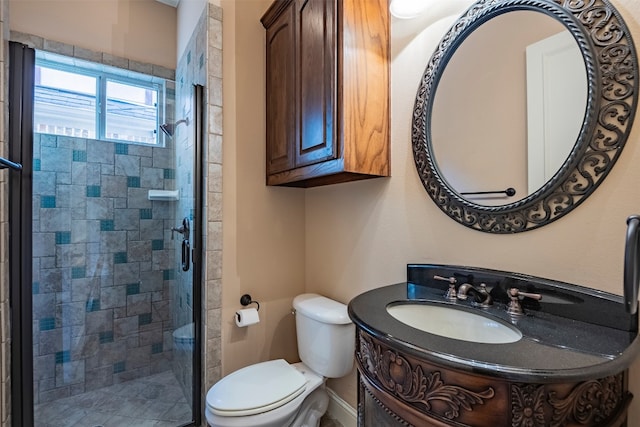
<box><xmin>205</xmin><ymin>293</ymin><xmax>355</xmax><ymax>427</ymax></box>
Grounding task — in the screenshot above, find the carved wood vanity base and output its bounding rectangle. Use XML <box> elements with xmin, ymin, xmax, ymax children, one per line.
<box><xmin>356</xmin><ymin>329</ymin><xmax>632</xmax><ymax>427</ymax></box>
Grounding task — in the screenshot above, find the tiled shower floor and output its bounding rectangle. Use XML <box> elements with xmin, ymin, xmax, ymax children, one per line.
<box><xmin>34</xmin><ymin>370</ymin><xmax>190</xmax><ymax>427</ymax></box>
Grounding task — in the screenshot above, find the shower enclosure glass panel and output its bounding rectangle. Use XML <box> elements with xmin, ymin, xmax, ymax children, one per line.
<box><xmin>25</xmin><ymin>49</ymin><xmax>199</xmax><ymax>426</ymax></box>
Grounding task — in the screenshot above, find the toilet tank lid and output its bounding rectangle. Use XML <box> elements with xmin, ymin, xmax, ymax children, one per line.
<box><xmin>293</xmin><ymin>294</ymin><xmax>351</xmax><ymax>325</ymax></box>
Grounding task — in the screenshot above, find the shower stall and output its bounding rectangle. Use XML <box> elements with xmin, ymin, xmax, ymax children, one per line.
<box><xmin>8</xmin><ymin>40</ymin><xmax>204</xmax><ymax>427</ymax></box>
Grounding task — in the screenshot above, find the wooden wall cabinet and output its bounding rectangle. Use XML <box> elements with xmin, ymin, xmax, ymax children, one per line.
<box><xmin>261</xmin><ymin>0</ymin><xmax>390</xmax><ymax>187</ymax></box>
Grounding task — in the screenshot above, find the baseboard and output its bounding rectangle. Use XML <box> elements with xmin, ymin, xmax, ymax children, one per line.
<box><xmin>326</xmin><ymin>387</ymin><xmax>357</xmax><ymax>427</ymax></box>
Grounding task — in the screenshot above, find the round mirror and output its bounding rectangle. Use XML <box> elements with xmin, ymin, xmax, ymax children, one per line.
<box><xmin>412</xmin><ymin>0</ymin><xmax>638</xmax><ymax>232</ymax></box>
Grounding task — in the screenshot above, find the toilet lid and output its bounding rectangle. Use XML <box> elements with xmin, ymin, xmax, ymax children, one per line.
<box><xmin>207</xmin><ymin>359</ymin><xmax>307</xmax><ymax>416</ymax></box>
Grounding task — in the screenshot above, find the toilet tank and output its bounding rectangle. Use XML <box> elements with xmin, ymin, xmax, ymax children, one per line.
<box><xmin>292</xmin><ymin>294</ymin><xmax>355</xmax><ymax>378</ymax></box>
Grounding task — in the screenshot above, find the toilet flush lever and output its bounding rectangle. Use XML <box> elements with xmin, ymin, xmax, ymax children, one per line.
<box><xmin>171</xmin><ymin>217</ymin><xmax>190</xmax><ymax>241</ymax></box>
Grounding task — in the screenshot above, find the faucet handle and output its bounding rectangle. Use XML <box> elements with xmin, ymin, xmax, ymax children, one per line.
<box><xmin>506</xmin><ymin>288</ymin><xmax>542</xmax><ymax>315</ymax></box>
<box><xmin>433</xmin><ymin>275</ymin><xmax>457</xmax><ymax>284</ymax></box>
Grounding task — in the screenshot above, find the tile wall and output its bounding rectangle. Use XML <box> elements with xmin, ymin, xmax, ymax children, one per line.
<box><xmin>31</xmin><ymin>133</ymin><xmax>178</xmax><ymax>404</ymax></box>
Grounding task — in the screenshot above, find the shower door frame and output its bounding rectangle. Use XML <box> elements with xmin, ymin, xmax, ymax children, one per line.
<box><xmin>7</xmin><ymin>41</ymin><xmax>204</xmax><ymax>427</ymax></box>
<box><xmin>9</xmin><ymin>40</ymin><xmax>35</xmax><ymax>427</ymax></box>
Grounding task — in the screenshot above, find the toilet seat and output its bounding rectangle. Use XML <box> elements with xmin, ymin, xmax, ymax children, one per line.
<box><xmin>207</xmin><ymin>359</ymin><xmax>307</xmax><ymax>417</ymax></box>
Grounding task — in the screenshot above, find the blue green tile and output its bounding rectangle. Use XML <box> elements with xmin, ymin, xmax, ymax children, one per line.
<box><xmin>113</xmin><ymin>361</ymin><xmax>125</xmax><ymax>374</ymax></box>
<box><xmin>55</xmin><ymin>232</ymin><xmax>71</xmax><ymax>245</ymax></box>
<box><xmin>100</xmin><ymin>220</ymin><xmax>114</xmax><ymax>231</ymax></box>
<box><xmin>39</xmin><ymin>317</ymin><xmax>55</xmax><ymax>331</ymax></box>
<box><xmin>86</xmin><ymin>185</ymin><xmax>101</xmax><ymax>197</ymax></box>
<box><xmin>127</xmin><ymin>176</ymin><xmax>140</xmax><ymax>188</ymax></box>
<box><xmin>139</xmin><ymin>313</ymin><xmax>152</xmax><ymax>326</ymax></box>
<box><xmin>32</xmin><ymin>282</ymin><xmax>40</xmax><ymax>294</ymax></box>
<box><xmin>114</xmin><ymin>252</ymin><xmax>127</xmax><ymax>264</ymax></box>
<box><xmin>41</xmin><ymin>196</ymin><xmax>56</xmax><ymax>208</ymax></box>
<box><xmin>151</xmin><ymin>239</ymin><xmax>164</xmax><ymax>250</ymax></box>
<box><xmin>139</xmin><ymin>209</ymin><xmax>152</xmax><ymax>219</ymax></box>
<box><xmin>163</xmin><ymin>269</ymin><xmax>175</xmax><ymax>280</ymax></box>
<box><xmin>190</xmin><ymin>209</ymin><xmax>195</xmax><ymax>221</ymax></box>
<box><xmin>199</xmin><ymin>53</ymin><xmax>204</xmax><ymax>69</ymax></box>
<box><xmin>187</xmin><ymin>50</ymin><xmax>191</xmax><ymax>65</ymax></box>
<box><xmin>163</xmin><ymin>168</ymin><xmax>175</xmax><ymax>179</ymax></box>
<box><xmin>151</xmin><ymin>343</ymin><xmax>163</xmax><ymax>354</ymax></box>
<box><xmin>71</xmin><ymin>267</ymin><xmax>86</xmax><ymax>279</ymax></box>
<box><xmin>99</xmin><ymin>331</ymin><xmax>114</xmax><ymax>344</ymax></box>
<box><xmin>55</xmin><ymin>350</ymin><xmax>70</xmax><ymax>364</ymax></box>
<box><xmin>115</xmin><ymin>143</ymin><xmax>128</xmax><ymax>155</ymax></box>
<box><xmin>86</xmin><ymin>299</ymin><xmax>100</xmax><ymax>312</ymax></box>
<box><xmin>72</xmin><ymin>150</ymin><xmax>87</xmax><ymax>162</ymax></box>
<box><xmin>126</xmin><ymin>283</ymin><xmax>140</xmax><ymax>295</ymax></box>
<box><xmin>33</xmin><ymin>159</ymin><xmax>41</xmax><ymax>171</ymax></box>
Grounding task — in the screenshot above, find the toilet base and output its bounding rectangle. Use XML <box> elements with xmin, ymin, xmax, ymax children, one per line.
<box><xmin>290</xmin><ymin>386</ymin><xmax>329</xmax><ymax>427</ymax></box>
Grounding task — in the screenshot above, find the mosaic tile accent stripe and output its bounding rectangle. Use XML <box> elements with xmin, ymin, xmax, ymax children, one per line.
<box><xmin>100</xmin><ymin>219</ymin><xmax>114</xmax><ymax>231</ymax></box>
<box><xmin>99</xmin><ymin>331</ymin><xmax>114</xmax><ymax>344</ymax></box>
<box><xmin>55</xmin><ymin>351</ymin><xmax>71</xmax><ymax>364</ymax></box>
<box><xmin>41</xmin><ymin>196</ymin><xmax>56</xmax><ymax>208</ymax></box>
<box><xmin>139</xmin><ymin>313</ymin><xmax>152</xmax><ymax>326</ymax></box>
<box><xmin>113</xmin><ymin>361</ymin><xmax>126</xmax><ymax>374</ymax></box>
<box><xmin>39</xmin><ymin>317</ymin><xmax>56</xmax><ymax>331</ymax></box>
<box><xmin>139</xmin><ymin>208</ymin><xmax>152</xmax><ymax>219</ymax></box>
<box><xmin>86</xmin><ymin>299</ymin><xmax>100</xmax><ymax>312</ymax></box>
<box><xmin>163</xmin><ymin>168</ymin><xmax>175</xmax><ymax>179</ymax></box>
<box><xmin>86</xmin><ymin>185</ymin><xmax>101</xmax><ymax>197</ymax></box>
<box><xmin>113</xmin><ymin>252</ymin><xmax>127</xmax><ymax>264</ymax></box>
<box><xmin>71</xmin><ymin>267</ymin><xmax>86</xmax><ymax>279</ymax></box>
<box><xmin>55</xmin><ymin>232</ymin><xmax>71</xmax><ymax>244</ymax></box>
<box><xmin>127</xmin><ymin>176</ymin><xmax>141</xmax><ymax>188</ymax></box>
<box><xmin>72</xmin><ymin>150</ymin><xmax>87</xmax><ymax>162</ymax></box>
<box><xmin>115</xmin><ymin>143</ymin><xmax>128</xmax><ymax>155</ymax></box>
<box><xmin>126</xmin><ymin>283</ymin><xmax>140</xmax><ymax>295</ymax></box>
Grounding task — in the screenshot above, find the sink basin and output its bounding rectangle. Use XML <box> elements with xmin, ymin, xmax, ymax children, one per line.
<box><xmin>386</xmin><ymin>303</ymin><xmax>522</xmax><ymax>344</ymax></box>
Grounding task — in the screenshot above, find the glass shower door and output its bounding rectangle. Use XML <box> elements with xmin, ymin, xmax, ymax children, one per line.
<box><xmin>8</xmin><ymin>41</ymin><xmax>202</xmax><ymax>426</ymax></box>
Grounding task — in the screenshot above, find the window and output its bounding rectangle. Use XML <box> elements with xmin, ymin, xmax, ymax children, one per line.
<box><xmin>34</xmin><ymin>51</ymin><xmax>168</xmax><ymax>145</ymax></box>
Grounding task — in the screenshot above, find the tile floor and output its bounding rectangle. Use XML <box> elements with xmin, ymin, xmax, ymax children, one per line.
<box><xmin>34</xmin><ymin>369</ymin><xmax>345</xmax><ymax>427</ymax></box>
<box><xmin>34</xmin><ymin>370</ymin><xmax>189</xmax><ymax>427</ymax></box>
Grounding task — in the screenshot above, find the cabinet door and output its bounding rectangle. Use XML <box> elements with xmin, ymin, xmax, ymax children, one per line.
<box><xmin>295</xmin><ymin>0</ymin><xmax>337</xmax><ymax>167</ymax></box>
<box><xmin>265</xmin><ymin>5</ymin><xmax>296</xmax><ymax>175</ymax></box>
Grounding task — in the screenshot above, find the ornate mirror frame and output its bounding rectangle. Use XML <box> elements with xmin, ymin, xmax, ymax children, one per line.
<box><xmin>412</xmin><ymin>0</ymin><xmax>638</xmax><ymax>233</ymax></box>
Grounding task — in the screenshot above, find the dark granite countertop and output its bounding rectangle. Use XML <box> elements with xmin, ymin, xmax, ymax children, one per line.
<box><xmin>348</xmin><ymin>264</ymin><xmax>640</xmax><ymax>383</ymax></box>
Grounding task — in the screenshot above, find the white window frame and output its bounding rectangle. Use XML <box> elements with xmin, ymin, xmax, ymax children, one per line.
<box><xmin>35</xmin><ymin>52</ymin><xmax>168</xmax><ymax>146</ymax></box>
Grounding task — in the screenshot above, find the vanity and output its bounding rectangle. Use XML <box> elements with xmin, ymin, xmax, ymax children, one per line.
<box><xmin>348</xmin><ymin>264</ymin><xmax>640</xmax><ymax>427</ymax></box>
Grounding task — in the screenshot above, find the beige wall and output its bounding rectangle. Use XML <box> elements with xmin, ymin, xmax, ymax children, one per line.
<box><xmin>304</xmin><ymin>0</ymin><xmax>640</xmax><ymax>418</ymax></box>
<box><xmin>9</xmin><ymin>0</ymin><xmax>176</xmax><ymax>68</ymax></box>
<box><xmin>219</xmin><ymin>0</ymin><xmax>305</xmax><ymax>376</ymax></box>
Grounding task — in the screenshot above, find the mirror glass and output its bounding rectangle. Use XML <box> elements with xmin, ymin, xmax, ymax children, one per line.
<box><xmin>431</xmin><ymin>10</ymin><xmax>588</xmax><ymax>206</ymax></box>
<box><xmin>412</xmin><ymin>0</ymin><xmax>638</xmax><ymax>233</ymax></box>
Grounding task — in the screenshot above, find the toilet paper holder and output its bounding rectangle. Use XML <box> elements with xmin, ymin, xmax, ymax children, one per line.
<box><xmin>240</xmin><ymin>294</ymin><xmax>260</xmax><ymax>311</ymax></box>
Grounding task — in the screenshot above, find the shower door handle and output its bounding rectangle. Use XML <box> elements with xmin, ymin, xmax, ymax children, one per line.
<box><xmin>182</xmin><ymin>239</ymin><xmax>190</xmax><ymax>272</ymax></box>
<box><xmin>0</xmin><ymin>157</ymin><xmax>22</xmax><ymax>171</ymax></box>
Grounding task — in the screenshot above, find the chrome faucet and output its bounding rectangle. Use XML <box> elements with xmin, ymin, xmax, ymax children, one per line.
<box><xmin>457</xmin><ymin>283</ymin><xmax>492</xmax><ymax>308</ymax></box>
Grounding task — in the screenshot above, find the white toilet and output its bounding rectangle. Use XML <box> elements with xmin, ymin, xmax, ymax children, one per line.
<box><xmin>205</xmin><ymin>293</ymin><xmax>355</xmax><ymax>427</ymax></box>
